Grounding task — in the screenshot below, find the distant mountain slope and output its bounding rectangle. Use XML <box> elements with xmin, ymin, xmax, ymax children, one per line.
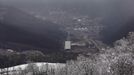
<box><xmin>0</xmin><ymin>6</ymin><xmax>66</xmax><ymax>51</ymax></box>
<box><xmin>102</xmin><ymin>18</ymin><xmax>134</xmax><ymax>44</ymax></box>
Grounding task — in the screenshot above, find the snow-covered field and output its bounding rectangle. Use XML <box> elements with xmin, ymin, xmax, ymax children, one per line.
<box><xmin>0</xmin><ymin>62</ymin><xmax>65</xmax><ymax>74</ymax></box>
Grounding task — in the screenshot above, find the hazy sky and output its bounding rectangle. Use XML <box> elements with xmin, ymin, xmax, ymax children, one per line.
<box><xmin>1</xmin><ymin>0</ymin><xmax>134</xmax><ymax>44</ymax></box>
<box><xmin>1</xmin><ymin>0</ymin><xmax>134</xmax><ymax>19</ymax></box>
<box><xmin>1</xmin><ymin>0</ymin><xmax>134</xmax><ymax>21</ymax></box>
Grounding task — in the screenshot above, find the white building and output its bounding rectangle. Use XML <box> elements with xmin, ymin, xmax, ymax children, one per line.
<box><xmin>64</xmin><ymin>41</ymin><xmax>71</xmax><ymax>50</ymax></box>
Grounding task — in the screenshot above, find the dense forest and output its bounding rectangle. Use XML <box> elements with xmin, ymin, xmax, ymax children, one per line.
<box><xmin>1</xmin><ymin>32</ymin><xmax>134</xmax><ymax>75</ymax></box>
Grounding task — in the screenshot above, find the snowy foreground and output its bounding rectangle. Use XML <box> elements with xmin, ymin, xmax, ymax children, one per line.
<box><xmin>0</xmin><ymin>62</ymin><xmax>65</xmax><ymax>74</ymax></box>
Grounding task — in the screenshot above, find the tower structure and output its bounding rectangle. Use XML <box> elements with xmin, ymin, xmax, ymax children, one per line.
<box><xmin>64</xmin><ymin>31</ymin><xmax>71</xmax><ymax>50</ymax></box>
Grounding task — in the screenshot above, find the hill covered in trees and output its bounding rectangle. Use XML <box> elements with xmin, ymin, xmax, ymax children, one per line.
<box><xmin>1</xmin><ymin>32</ymin><xmax>134</xmax><ymax>75</ymax></box>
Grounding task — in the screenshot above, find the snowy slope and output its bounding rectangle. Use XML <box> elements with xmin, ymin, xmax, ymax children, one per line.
<box><xmin>0</xmin><ymin>62</ymin><xmax>65</xmax><ymax>73</ymax></box>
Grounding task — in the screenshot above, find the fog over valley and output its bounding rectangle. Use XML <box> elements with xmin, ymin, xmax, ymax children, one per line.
<box><xmin>1</xmin><ymin>0</ymin><xmax>134</xmax><ymax>44</ymax></box>
<box><xmin>1</xmin><ymin>1</ymin><xmax>134</xmax><ymax>73</ymax></box>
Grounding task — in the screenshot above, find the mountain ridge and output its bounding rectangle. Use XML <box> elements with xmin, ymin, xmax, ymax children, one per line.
<box><xmin>0</xmin><ymin>6</ymin><xmax>66</xmax><ymax>51</ymax></box>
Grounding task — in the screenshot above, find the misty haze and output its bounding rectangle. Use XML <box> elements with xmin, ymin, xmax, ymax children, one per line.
<box><xmin>0</xmin><ymin>0</ymin><xmax>134</xmax><ymax>75</ymax></box>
